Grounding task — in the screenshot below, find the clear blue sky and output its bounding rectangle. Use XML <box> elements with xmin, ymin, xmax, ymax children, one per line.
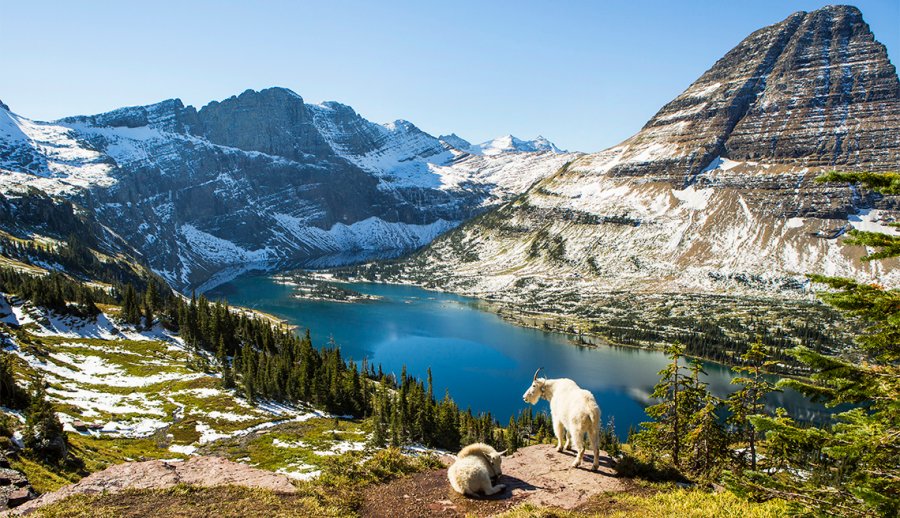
<box><xmin>1</xmin><ymin>1</ymin><xmax>897</xmax><ymax>152</ymax></box>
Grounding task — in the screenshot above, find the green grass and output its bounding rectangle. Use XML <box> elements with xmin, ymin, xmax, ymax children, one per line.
<box><xmin>497</xmin><ymin>485</ymin><xmax>789</xmax><ymax>518</ymax></box>
<box><xmin>10</xmin><ymin>434</ymin><xmax>186</xmax><ymax>494</ymax></box>
<box><xmin>197</xmin><ymin>418</ymin><xmax>371</xmax><ymax>475</ymax></box>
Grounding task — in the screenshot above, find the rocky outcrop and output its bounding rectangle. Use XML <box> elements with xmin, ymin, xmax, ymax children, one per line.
<box><xmin>362</xmin><ymin>444</ymin><xmax>623</xmax><ymax>517</ymax></box>
<box><xmin>386</xmin><ymin>5</ymin><xmax>899</xmax><ymax>304</ymax></box>
<box><xmin>194</xmin><ymin>88</ymin><xmax>335</xmax><ymax>160</ymax></box>
<box><xmin>0</xmin><ymin>455</ymin><xmax>36</xmax><ymax>511</ymax></box>
<box><xmin>11</xmin><ymin>456</ymin><xmax>297</xmax><ymax>515</ymax></box>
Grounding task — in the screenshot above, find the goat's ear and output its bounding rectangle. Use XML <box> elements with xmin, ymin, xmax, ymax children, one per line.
<box><xmin>498</xmin><ymin>449</ymin><xmax>508</xmax><ymax>456</ymax></box>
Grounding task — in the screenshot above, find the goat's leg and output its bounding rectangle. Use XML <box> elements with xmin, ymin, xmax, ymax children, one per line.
<box><xmin>553</xmin><ymin>419</ymin><xmax>566</xmax><ymax>452</ymax></box>
<box><xmin>571</xmin><ymin>431</ymin><xmax>585</xmax><ymax>468</ymax></box>
<box><xmin>483</xmin><ymin>483</ymin><xmax>506</xmax><ymax>496</ymax></box>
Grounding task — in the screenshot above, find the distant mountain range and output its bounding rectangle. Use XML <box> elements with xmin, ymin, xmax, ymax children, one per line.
<box><xmin>0</xmin><ymin>5</ymin><xmax>897</xmax><ymax>302</ymax></box>
<box><xmin>379</xmin><ymin>5</ymin><xmax>900</xmax><ymax>306</ymax></box>
<box><xmin>0</xmin><ymin>88</ymin><xmax>574</xmax><ymax>291</ymax></box>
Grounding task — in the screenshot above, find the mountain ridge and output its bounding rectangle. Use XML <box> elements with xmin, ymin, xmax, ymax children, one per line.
<box><xmin>367</xmin><ymin>5</ymin><xmax>899</xmax><ymax>309</ymax></box>
<box><xmin>0</xmin><ymin>88</ymin><xmax>575</xmax><ymax>292</ymax></box>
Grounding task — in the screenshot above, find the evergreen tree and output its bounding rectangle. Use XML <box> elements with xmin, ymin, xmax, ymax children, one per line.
<box><xmin>216</xmin><ymin>338</ymin><xmax>234</xmax><ymax>389</ymax></box>
<box><xmin>685</xmin><ymin>392</ymin><xmax>727</xmax><ymax>480</ymax></box>
<box><xmin>506</xmin><ymin>416</ymin><xmax>520</xmax><ymax>453</ymax></box>
<box><xmin>636</xmin><ymin>341</ymin><xmax>694</xmax><ymax>467</ymax></box>
<box><xmin>23</xmin><ymin>378</ymin><xmax>67</xmax><ymax>463</ymax></box>
<box><xmin>733</xmin><ymin>172</ymin><xmax>900</xmax><ymax>516</ymax></box>
<box><xmin>120</xmin><ymin>284</ymin><xmax>141</xmax><ymax>325</ymax></box>
<box><xmin>727</xmin><ymin>338</ymin><xmax>777</xmax><ymax>471</ymax></box>
<box><xmin>0</xmin><ymin>351</ymin><xmax>27</xmax><ymax>409</ymax></box>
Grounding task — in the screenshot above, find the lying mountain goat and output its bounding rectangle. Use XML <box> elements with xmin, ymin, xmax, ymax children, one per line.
<box><xmin>447</xmin><ymin>442</ymin><xmax>507</xmax><ymax>497</ymax></box>
<box><xmin>522</xmin><ymin>368</ymin><xmax>601</xmax><ymax>470</ymax></box>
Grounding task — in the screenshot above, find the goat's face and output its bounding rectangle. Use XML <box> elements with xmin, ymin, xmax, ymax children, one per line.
<box><xmin>483</xmin><ymin>450</ymin><xmax>505</xmax><ymax>480</ymax></box>
<box><xmin>522</xmin><ymin>378</ymin><xmax>544</xmax><ymax>405</ymax></box>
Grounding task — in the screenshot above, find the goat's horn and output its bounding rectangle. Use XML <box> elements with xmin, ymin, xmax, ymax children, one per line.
<box><xmin>533</xmin><ymin>367</ymin><xmax>544</xmax><ymax>381</ymax></box>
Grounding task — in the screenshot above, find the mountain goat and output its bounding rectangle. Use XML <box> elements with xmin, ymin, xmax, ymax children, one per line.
<box><xmin>447</xmin><ymin>442</ymin><xmax>507</xmax><ymax>497</ymax></box>
<box><xmin>522</xmin><ymin>368</ymin><xmax>601</xmax><ymax>470</ymax></box>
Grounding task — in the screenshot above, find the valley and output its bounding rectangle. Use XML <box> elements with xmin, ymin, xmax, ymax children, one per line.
<box><xmin>0</xmin><ymin>3</ymin><xmax>896</xmax><ymax>516</ymax></box>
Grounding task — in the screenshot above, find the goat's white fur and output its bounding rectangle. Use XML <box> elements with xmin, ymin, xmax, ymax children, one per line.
<box><xmin>448</xmin><ymin>442</ymin><xmax>506</xmax><ymax>497</ymax></box>
<box><xmin>522</xmin><ymin>370</ymin><xmax>601</xmax><ymax>470</ymax></box>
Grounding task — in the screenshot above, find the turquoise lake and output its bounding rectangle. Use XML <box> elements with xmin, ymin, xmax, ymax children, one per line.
<box><xmin>209</xmin><ymin>274</ymin><xmax>826</xmax><ymax>439</ymax></box>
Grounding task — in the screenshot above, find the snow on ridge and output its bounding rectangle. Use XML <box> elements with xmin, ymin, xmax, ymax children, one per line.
<box><xmin>849</xmin><ymin>208</ymin><xmax>899</xmax><ymax>235</ymax></box>
<box><xmin>0</xmin><ymin>111</ymin><xmax>116</xmax><ymax>195</ymax></box>
<box><xmin>470</xmin><ymin>135</ymin><xmax>565</xmax><ymax>156</ymax></box>
<box><xmin>275</xmin><ymin>214</ymin><xmax>459</xmax><ymax>252</ymax></box>
<box><xmin>672</xmin><ymin>185</ymin><xmax>714</xmax><ymax>210</ymax></box>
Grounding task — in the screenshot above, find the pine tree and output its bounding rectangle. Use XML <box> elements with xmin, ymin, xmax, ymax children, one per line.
<box><xmin>727</xmin><ymin>338</ymin><xmax>777</xmax><ymax>471</ymax></box>
<box><xmin>120</xmin><ymin>284</ymin><xmax>141</xmax><ymax>325</ymax></box>
<box><xmin>506</xmin><ymin>416</ymin><xmax>520</xmax><ymax>453</ymax></box>
<box><xmin>0</xmin><ymin>351</ymin><xmax>27</xmax><ymax>409</ymax></box>
<box><xmin>23</xmin><ymin>378</ymin><xmax>67</xmax><ymax>463</ymax></box>
<box><xmin>217</xmin><ymin>338</ymin><xmax>234</xmax><ymax>389</ymax></box>
<box><xmin>733</xmin><ymin>172</ymin><xmax>900</xmax><ymax>516</ymax></box>
<box><xmin>685</xmin><ymin>392</ymin><xmax>727</xmax><ymax>480</ymax></box>
<box><xmin>636</xmin><ymin>341</ymin><xmax>694</xmax><ymax>467</ymax></box>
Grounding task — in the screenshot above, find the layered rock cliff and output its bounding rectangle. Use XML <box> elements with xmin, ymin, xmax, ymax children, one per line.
<box><xmin>388</xmin><ymin>5</ymin><xmax>899</xmax><ymax>305</ymax></box>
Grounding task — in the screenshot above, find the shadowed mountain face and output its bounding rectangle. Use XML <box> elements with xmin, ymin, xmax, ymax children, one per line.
<box><xmin>0</xmin><ymin>88</ymin><xmax>573</xmax><ymax>291</ymax></box>
<box><xmin>391</xmin><ymin>6</ymin><xmax>899</xmax><ymax>303</ymax></box>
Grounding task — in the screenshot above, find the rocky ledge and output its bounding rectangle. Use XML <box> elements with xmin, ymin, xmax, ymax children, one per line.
<box><xmin>0</xmin><ymin>455</ymin><xmax>36</xmax><ymax>512</ymax></box>
<box><xmin>10</xmin><ymin>456</ymin><xmax>296</xmax><ymax>515</ymax></box>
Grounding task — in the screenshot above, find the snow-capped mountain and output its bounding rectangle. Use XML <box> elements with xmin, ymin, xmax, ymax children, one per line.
<box><xmin>388</xmin><ymin>6</ymin><xmax>900</xmax><ymax>306</ymax></box>
<box><xmin>0</xmin><ymin>88</ymin><xmax>575</xmax><ymax>291</ymax></box>
<box><xmin>439</xmin><ymin>134</ymin><xmax>566</xmax><ymax>156</ymax></box>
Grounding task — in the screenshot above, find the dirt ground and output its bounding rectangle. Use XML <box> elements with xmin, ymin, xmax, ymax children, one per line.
<box><xmin>362</xmin><ymin>444</ymin><xmax>625</xmax><ymax>517</ymax></box>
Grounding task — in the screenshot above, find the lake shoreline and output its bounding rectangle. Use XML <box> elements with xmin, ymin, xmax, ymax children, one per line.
<box><xmin>207</xmin><ymin>271</ymin><xmax>831</xmax><ymax>435</ymax></box>
<box><xmin>303</xmin><ymin>272</ymin><xmax>817</xmax><ymax>378</ymax></box>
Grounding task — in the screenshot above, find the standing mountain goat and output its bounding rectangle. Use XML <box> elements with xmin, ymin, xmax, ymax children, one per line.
<box><xmin>447</xmin><ymin>442</ymin><xmax>507</xmax><ymax>497</ymax></box>
<box><xmin>522</xmin><ymin>368</ymin><xmax>601</xmax><ymax>470</ymax></box>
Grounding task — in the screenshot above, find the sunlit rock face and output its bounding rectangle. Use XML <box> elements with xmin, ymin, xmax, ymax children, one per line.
<box><xmin>0</xmin><ymin>87</ymin><xmax>573</xmax><ymax>291</ymax></box>
<box><xmin>398</xmin><ymin>5</ymin><xmax>900</xmax><ymax>303</ymax></box>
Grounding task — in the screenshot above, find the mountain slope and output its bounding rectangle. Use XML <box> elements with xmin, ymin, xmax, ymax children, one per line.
<box><xmin>386</xmin><ymin>5</ymin><xmax>899</xmax><ymax>307</ymax></box>
<box><xmin>0</xmin><ymin>89</ymin><xmax>575</xmax><ymax>291</ymax></box>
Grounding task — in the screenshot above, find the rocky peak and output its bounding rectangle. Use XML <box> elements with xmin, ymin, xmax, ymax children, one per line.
<box><xmin>438</xmin><ymin>133</ymin><xmax>473</xmax><ymax>151</ymax></box>
<box><xmin>194</xmin><ymin>87</ymin><xmax>334</xmax><ymax>160</ymax></box>
<box><xmin>473</xmin><ymin>135</ymin><xmax>564</xmax><ymax>156</ymax></box>
<box><xmin>61</xmin><ymin>98</ymin><xmax>191</xmax><ymax>132</ymax></box>
<box><xmin>0</xmin><ymin>100</ymin><xmax>8</xmax><ymax>112</ymax></box>
<box><xmin>579</xmin><ymin>5</ymin><xmax>898</xmax><ymax>184</ymax></box>
<box><xmin>309</xmin><ymin>102</ymin><xmax>446</xmax><ymax>165</ymax></box>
